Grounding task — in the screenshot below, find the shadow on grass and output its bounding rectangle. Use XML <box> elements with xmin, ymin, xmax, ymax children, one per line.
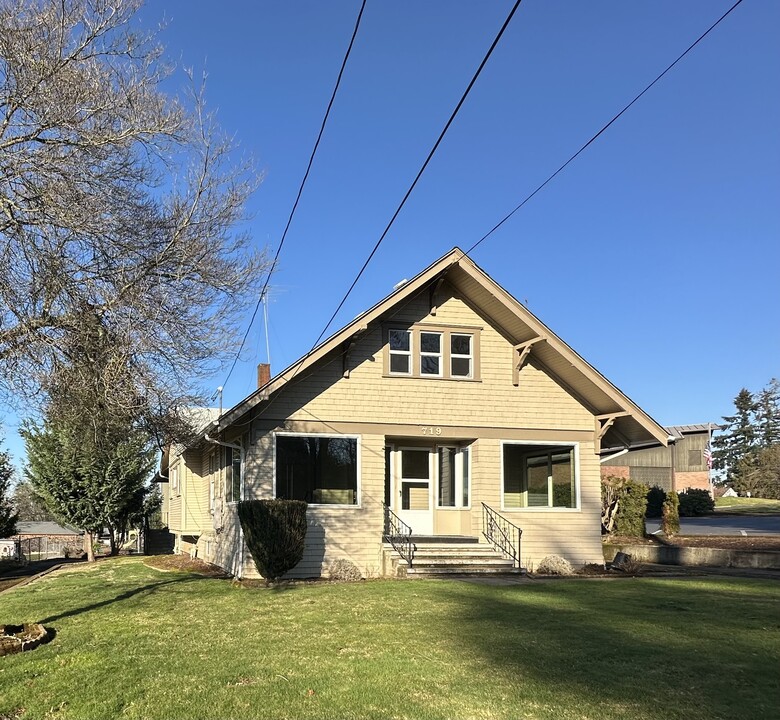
<box><xmin>433</xmin><ymin>578</ymin><xmax>778</xmax><ymax>719</ymax></box>
<box><xmin>39</xmin><ymin>576</ymin><xmax>201</xmax><ymax>625</ymax></box>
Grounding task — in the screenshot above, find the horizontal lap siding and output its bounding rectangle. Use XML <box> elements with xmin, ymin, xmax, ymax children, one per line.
<box><xmin>268</xmin><ymin>291</ymin><xmax>593</xmax><ymax>431</ymax></box>
<box><xmin>214</xmin><ymin>288</ymin><xmax>603</xmax><ymax>576</ymax></box>
<box><xmin>181</xmin><ymin>450</ymin><xmax>210</xmax><ymax>534</ymax></box>
<box><xmin>470</xmin><ymin>438</ymin><xmax>603</xmax><ymax>566</ymax></box>
<box><xmin>238</xmin><ymin>433</ymin><xmax>385</xmax><ymax>580</ymax></box>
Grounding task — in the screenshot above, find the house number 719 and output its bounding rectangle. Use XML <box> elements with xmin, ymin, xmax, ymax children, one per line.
<box><xmin>421</xmin><ymin>426</ymin><xmax>442</xmax><ymax>435</ymax></box>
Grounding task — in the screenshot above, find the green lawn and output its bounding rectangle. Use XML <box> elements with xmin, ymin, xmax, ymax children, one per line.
<box><xmin>715</xmin><ymin>496</ymin><xmax>780</xmax><ymax>514</ymax></box>
<box><xmin>1</xmin><ymin>559</ymin><xmax>778</xmax><ymax>720</ymax></box>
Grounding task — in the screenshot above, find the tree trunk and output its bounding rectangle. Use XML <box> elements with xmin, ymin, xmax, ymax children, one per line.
<box><xmin>84</xmin><ymin>531</ymin><xmax>95</xmax><ymax>562</ymax></box>
<box><xmin>108</xmin><ymin>526</ymin><xmax>118</xmax><ymax>556</ymax></box>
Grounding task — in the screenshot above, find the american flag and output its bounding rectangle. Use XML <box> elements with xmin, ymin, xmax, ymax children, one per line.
<box><xmin>703</xmin><ymin>444</ymin><xmax>712</xmax><ymax>470</ymax></box>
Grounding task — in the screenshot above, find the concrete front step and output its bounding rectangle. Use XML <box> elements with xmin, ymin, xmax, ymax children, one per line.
<box><xmin>383</xmin><ymin>540</ymin><xmax>520</xmax><ymax>577</ymax></box>
<box><xmin>406</xmin><ymin>565</ymin><xmax>518</xmax><ymax>576</ymax></box>
<box><xmin>405</xmin><ymin>557</ymin><xmax>515</xmax><ymax>567</ymax></box>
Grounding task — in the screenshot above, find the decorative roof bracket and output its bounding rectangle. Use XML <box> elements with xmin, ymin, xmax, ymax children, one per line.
<box><xmin>595</xmin><ymin>412</ymin><xmax>631</xmax><ymax>453</ymax></box>
<box><xmin>429</xmin><ymin>277</ymin><xmax>445</xmax><ymax>316</ymax></box>
<box><xmin>512</xmin><ymin>337</ymin><xmax>545</xmax><ymax>386</ymax></box>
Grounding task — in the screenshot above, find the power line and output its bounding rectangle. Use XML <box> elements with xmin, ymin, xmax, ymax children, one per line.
<box><xmin>222</xmin><ymin>0</ymin><xmax>368</xmax><ymax>390</ymax></box>
<box><xmin>465</xmin><ymin>0</ymin><xmax>745</xmax><ymax>256</ymax></box>
<box><xmin>243</xmin><ymin>0</ymin><xmax>523</xmax><ymax>418</ymax></box>
<box><xmin>311</xmin><ymin>0</ymin><xmax>524</xmax><ymax>350</ymax></box>
<box><xmin>250</xmin><ymin>0</ymin><xmax>743</xmax><ymax>422</ymax></box>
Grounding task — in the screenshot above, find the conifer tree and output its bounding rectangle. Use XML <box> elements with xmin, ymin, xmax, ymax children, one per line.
<box><xmin>22</xmin><ymin>419</ymin><xmax>156</xmax><ymax>559</ymax></box>
<box><xmin>755</xmin><ymin>378</ymin><xmax>780</xmax><ymax>448</ymax></box>
<box><xmin>713</xmin><ymin>388</ymin><xmax>757</xmax><ymax>488</ymax></box>
<box><xmin>0</xmin><ymin>438</ymin><xmax>18</xmax><ymax>537</ymax></box>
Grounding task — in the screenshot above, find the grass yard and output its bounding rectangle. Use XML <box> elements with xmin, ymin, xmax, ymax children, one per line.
<box><xmin>715</xmin><ymin>497</ymin><xmax>780</xmax><ymax>514</ymax></box>
<box><xmin>0</xmin><ymin>559</ymin><xmax>778</xmax><ymax>720</ymax></box>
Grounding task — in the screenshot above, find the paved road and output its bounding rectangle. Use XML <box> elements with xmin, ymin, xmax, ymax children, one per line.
<box><xmin>646</xmin><ymin>515</ymin><xmax>780</xmax><ymax>536</ymax></box>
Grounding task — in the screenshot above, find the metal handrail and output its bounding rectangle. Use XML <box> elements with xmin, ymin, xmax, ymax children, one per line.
<box><xmin>481</xmin><ymin>502</ymin><xmax>521</xmax><ymax>569</ymax></box>
<box><xmin>383</xmin><ymin>504</ymin><xmax>415</xmax><ymax>567</ymax></box>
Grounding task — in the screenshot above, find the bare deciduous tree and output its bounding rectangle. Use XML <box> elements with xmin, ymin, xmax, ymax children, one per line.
<box><xmin>0</xmin><ymin>0</ymin><xmax>266</xmax><ymax>436</ymax></box>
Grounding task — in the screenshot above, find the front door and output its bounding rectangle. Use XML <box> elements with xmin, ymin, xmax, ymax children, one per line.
<box><xmin>396</xmin><ymin>447</ymin><xmax>434</xmax><ymax>535</ymax></box>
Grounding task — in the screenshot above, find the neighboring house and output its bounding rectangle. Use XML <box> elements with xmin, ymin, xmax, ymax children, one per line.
<box><xmin>160</xmin><ymin>248</ymin><xmax>667</xmax><ymax>578</ymax></box>
<box><xmin>14</xmin><ymin>521</ymin><xmax>83</xmax><ymax>560</ymax></box>
<box><xmin>600</xmin><ymin>424</ymin><xmax>718</xmax><ymax>492</ymax></box>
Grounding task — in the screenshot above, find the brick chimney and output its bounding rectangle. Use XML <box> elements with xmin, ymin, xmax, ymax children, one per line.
<box><xmin>257</xmin><ymin>362</ymin><xmax>271</xmax><ymax>389</ymax></box>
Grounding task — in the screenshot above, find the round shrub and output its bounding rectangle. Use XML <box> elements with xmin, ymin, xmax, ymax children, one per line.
<box><xmin>536</xmin><ymin>555</ymin><xmax>574</xmax><ymax>576</ymax></box>
<box><xmin>678</xmin><ymin>488</ymin><xmax>715</xmax><ymax>517</ymax></box>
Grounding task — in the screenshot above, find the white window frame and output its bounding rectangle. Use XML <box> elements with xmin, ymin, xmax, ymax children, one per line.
<box><xmin>419</xmin><ymin>331</ymin><xmax>443</xmax><ymax>377</ymax></box>
<box><xmin>224</xmin><ymin>446</ymin><xmax>242</xmax><ymax>505</ymax></box>
<box><xmin>500</xmin><ymin>440</ymin><xmax>581</xmax><ymax>512</ymax></box>
<box><xmin>436</xmin><ymin>445</ymin><xmax>471</xmax><ymax>510</ymax></box>
<box><xmin>170</xmin><ymin>464</ymin><xmax>180</xmax><ymax>495</ymax></box>
<box><xmin>273</xmin><ymin>432</ymin><xmax>362</xmax><ymax>508</ymax></box>
<box><xmin>388</xmin><ymin>328</ymin><xmax>412</xmax><ymax>376</ymax></box>
<box><xmin>450</xmin><ymin>333</ymin><xmax>473</xmax><ymax>379</ymax></box>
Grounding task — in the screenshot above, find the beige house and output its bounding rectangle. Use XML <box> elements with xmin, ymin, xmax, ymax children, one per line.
<box><xmin>161</xmin><ymin>248</ymin><xmax>667</xmax><ymax>578</ymax></box>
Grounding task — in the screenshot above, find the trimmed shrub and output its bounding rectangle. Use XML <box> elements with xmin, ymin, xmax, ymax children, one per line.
<box><xmin>614</xmin><ymin>479</ymin><xmax>649</xmax><ymax>537</ymax></box>
<box><xmin>237</xmin><ymin>499</ymin><xmax>307</xmax><ymax>581</ymax></box>
<box><xmin>678</xmin><ymin>488</ymin><xmax>715</xmax><ymax>517</ymax></box>
<box><xmin>646</xmin><ymin>486</ymin><xmax>666</xmax><ymax>518</ymax></box>
<box><xmin>328</xmin><ymin>558</ymin><xmax>362</xmax><ymax>582</ymax></box>
<box><xmin>536</xmin><ymin>555</ymin><xmax>574</xmax><ymax>576</ymax></box>
<box><xmin>661</xmin><ymin>490</ymin><xmax>680</xmax><ymax>536</ymax></box>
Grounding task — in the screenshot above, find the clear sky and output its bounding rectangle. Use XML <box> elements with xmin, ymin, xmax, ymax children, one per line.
<box><xmin>2</xmin><ymin>1</ymin><xmax>779</xmax><ymax>467</ymax></box>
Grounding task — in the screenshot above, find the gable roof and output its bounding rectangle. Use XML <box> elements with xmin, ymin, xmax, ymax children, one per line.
<box><xmin>15</xmin><ymin>521</ymin><xmax>81</xmax><ymax>536</ymax></box>
<box><xmin>212</xmin><ymin>248</ymin><xmax>668</xmax><ymax>448</ymax></box>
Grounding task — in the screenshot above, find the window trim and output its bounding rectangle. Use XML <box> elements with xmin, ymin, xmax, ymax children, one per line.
<box><xmin>224</xmin><ymin>445</ymin><xmax>243</xmax><ymax>505</ymax></box>
<box><xmin>450</xmin><ymin>333</ymin><xmax>473</xmax><ymax>379</ymax></box>
<box><xmin>170</xmin><ymin>463</ymin><xmax>180</xmax><ymax>496</ymax></box>
<box><xmin>272</xmin><ymin>432</ymin><xmax>362</xmax><ymax>508</ymax></box>
<box><xmin>388</xmin><ymin>328</ymin><xmax>413</xmax><ymax>376</ymax></box>
<box><xmin>419</xmin><ymin>331</ymin><xmax>443</xmax><ymax>377</ymax></box>
<box><xmin>383</xmin><ymin>323</ymin><xmax>481</xmax><ymax>381</ymax></box>
<box><xmin>500</xmin><ymin>440</ymin><xmax>581</xmax><ymax>512</ymax></box>
<box><xmin>436</xmin><ymin>445</ymin><xmax>471</xmax><ymax>510</ymax></box>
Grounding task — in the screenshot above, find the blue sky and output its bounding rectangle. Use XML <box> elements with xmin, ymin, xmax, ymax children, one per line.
<box><xmin>3</xmin><ymin>1</ymin><xmax>779</xmax><ymax>468</ymax></box>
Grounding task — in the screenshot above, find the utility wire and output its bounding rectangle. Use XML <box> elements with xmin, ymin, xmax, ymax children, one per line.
<box><xmin>465</xmin><ymin>0</ymin><xmax>745</xmax><ymax>255</ymax></box>
<box><xmin>221</xmin><ymin>0</ymin><xmax>367</xmax><ymax>390</ymax></box>
<box><xmin>310</xmin><ymin>0</ymin><xmax>523</xmax><ymax>349</ymax></box>
<box><xmin>251</xmin><ymin>0</ymin><xmax>743</xmax><ymax>421</ymax></box>
<box><xmin>246</xmin><ymin>0</ymin><xmax>523</xmax><ymax>415</ymax></box>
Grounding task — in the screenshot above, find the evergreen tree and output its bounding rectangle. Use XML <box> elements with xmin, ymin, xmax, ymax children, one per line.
<box><xmin>22</xmin><ymin>418</ymin><xmax>156</xmax><ymax>559</ymax></box>
<box><xmin>0</xmin><ymin>438</ymin><xmax>18</xmax><ymax>537</ymax></box>
<box><xmin>755</xmin><ymin>378</ymin><xmax>780</xmax><ymax>448</ymax></box>
<box><xmin>713</xmin><ymin>388</ymin><xmax>757</xmax><ymax>489</ymax></box>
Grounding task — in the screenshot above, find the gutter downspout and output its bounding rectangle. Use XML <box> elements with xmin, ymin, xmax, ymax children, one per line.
<box><xmin>205</xmin><ymin>433</ymin><xmax>244</xmax><ymax>579</ymax></box>
<box><xmin>599</xmin><ymin>448</ymin><xmax>630</xmax><ymax>464</ymax></box>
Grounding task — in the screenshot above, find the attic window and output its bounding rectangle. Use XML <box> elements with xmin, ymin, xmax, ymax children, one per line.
<box><xmin>385</xmin><ymin>324</ymin><xmax>480</xmax><ymax>381</ymax></box>
<box><xmin>388</xmin><ymin>329</ymin><xmax>411</xmax><ymax>374</ymax></box>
